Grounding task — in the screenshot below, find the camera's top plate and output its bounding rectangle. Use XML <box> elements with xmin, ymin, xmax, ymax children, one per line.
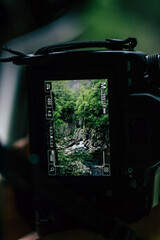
<box><xmin>14</xmin><ymin>49</ymin><xmax>144</xmax><ymax>67</ymax></box>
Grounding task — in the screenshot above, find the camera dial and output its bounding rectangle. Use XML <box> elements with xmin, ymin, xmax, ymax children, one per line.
<box><xmin>146</xmin><ymin>54</ymin><xmax>160</xmax><ymax>86</ymax></box>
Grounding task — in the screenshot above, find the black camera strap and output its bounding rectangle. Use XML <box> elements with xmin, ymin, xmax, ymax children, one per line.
<box><xmin>0</xmin><ymin>37</ymin><xmax>137</xmax><ymax>64</ymax></box>
<box><xmin>35</xmin><ymin>37</ymin><xmax>137</xmax><ymax>54</ymax></box>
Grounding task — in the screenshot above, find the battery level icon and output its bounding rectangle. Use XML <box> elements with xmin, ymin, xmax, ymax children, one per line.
<box><xmin>48</xmin><ymin>150</ymin><xmax>55</xmax><ymax>164</ymax></box>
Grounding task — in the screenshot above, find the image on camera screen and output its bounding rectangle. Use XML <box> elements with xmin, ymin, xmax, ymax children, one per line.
<box><xmin>44</xmin><ymin>79</ymin><xmax>110</xmax><ymax>176</ymax></box>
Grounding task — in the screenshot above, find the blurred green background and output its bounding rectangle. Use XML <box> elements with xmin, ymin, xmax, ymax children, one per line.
<box><xmin>79</xmin><ymin>0</ymin><xmax>160</xmax><ymax>53</ymax></box>
<box><xmin>0</xmin><ymin>0</ymin><xmax>160</xmax><ymax>53</ymax></box>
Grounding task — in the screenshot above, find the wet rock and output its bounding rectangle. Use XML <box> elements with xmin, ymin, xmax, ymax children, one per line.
<box><xmin>64</xmin><ymin>147</ymin><xmax>74</xmax><ymax>155</ymax></box>
<box><xmin>73</xmin><ymin>128</ymin><xmax>85</xmax><ymax>142</ymax></box>
<box><xmin>71</xmin><ymin>161</ymin><xmax>92</xmax><ymax>176</ymax></box>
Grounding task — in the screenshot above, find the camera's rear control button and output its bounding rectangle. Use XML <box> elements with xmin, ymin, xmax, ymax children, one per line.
<box><xmin>129</xmin><ymin>179</ymin><xmax>137</xmax><ymax>189</ymax></box>
<box><xmin>128</xmin><ymin>78</ymin><xmax>132</xmax><ymax>87</ymax></box>
<box><xmin>127</xmin><ymin>61</ymin><xmax>131</xmax><ymax>72</ymax></box>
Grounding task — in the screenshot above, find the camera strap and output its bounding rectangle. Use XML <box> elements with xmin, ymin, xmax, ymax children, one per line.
<box><xmin>35</xmin><ymin>37</ymin><xmax>137</xmax><ymax>54</ymax></box>
<box><xmin>0</xmin><ymin>37</ymin><xmax>137</xmax><ymax>64</ymax></box>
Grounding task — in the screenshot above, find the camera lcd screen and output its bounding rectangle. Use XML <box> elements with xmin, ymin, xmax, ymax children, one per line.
<box><xmin>44</xmin><ymin>79</ymin><xmax>110</xmax><ymax>176</ymax></box>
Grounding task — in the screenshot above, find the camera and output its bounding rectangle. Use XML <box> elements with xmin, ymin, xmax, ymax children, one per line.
<box><xmin>1</xmin><ymin>38</ymin><xmax>160</xmax><ymax>235</ymax></box>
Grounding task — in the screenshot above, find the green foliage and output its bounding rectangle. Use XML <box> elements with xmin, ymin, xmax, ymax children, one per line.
<box><xmin>75</xmin><ymin>79</ymin><xmax>109</xmax><ymax>130</ymax></box>
<box><xmin>52</xmin><ymin>81</ymin><xmax>76</xmax><ymax>124</ymax></box>
<box><xmin>53</xmin><ymin>79</ymin><xmax>109</xmax><ymax>134</ymax></box>
<box><xmin>52</xmin><ymin>79</ymin><xmax>110</xmax><ymax>173</ymax></box>
<box><xmin>57</xmin><ymin>152</ymin><xmax>75</xmax><ymax>176</ymax></box>
<box><xmin>79</xmin><ymin>0</ymin><xmax>160</xmax><ymax>53</ymax></box>
<box><xmin>58</xmin><ymin>151</ymin><xmax>93</xmax><ymax>176</ymax></box>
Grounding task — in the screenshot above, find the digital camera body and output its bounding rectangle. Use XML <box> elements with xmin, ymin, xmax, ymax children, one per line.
<box><xmin>26</xmin><ymin>48</ymin><xmax>160</xmax><ymax>223</ymax></box>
